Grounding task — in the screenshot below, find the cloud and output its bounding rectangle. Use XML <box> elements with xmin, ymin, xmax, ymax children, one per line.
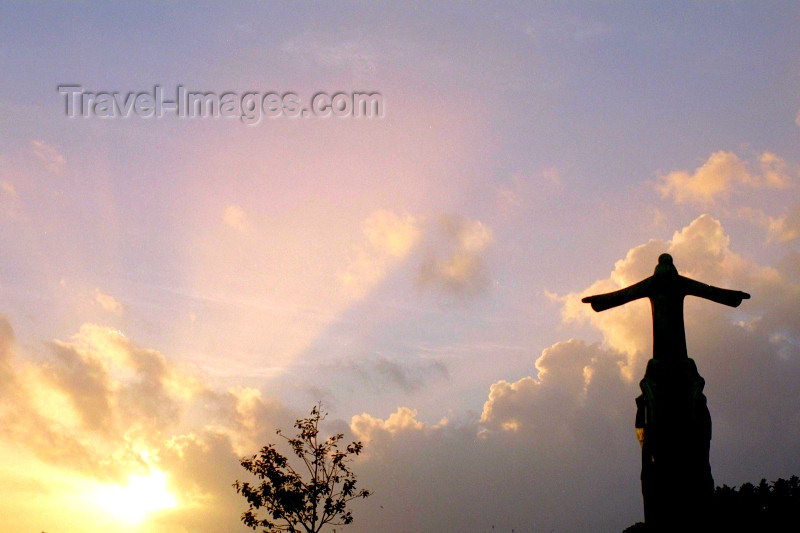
<box><xmin>351</xmin><ymin>407</ymin><xmax>430</xmax><ymax>444</ymax></box>
<box><xmin>2</xmin><ymin>210</ymin><xmax>799</xmax><ymax>533</ymax></box>
<box><xmin>417</xmin><ymin>214</ymin><xmax>493</xmax><ymax>294</ymax></box>
<box><xmin>548</xmin><ymin>214</ymin><xmax>800</xmax><ymax>482</ymax></box>
<box><xmin>222</xmin><ymin>204</ymin><xmax>249</xmax><ymax>232</ymax></box>
<box><xmin>738</xmin><ymin>205</ymin><xmax>800</xmax><ymax>243</ymax></box>
<box><xmin>657</xmin><ymin>151</ymin><xmax>791</xmax><ymax>205</ymax></box>
<box><xmin>339</xmin><ymin>210</ymin><xmax>420</xmax><ymax>298</ymax></box>
<box><xmin>554</xmin><ymin>214</ymin><xmax>772</xmax><ymax>376</ymax></box>
<box><xmin>94</xmin><ymin>289</ymin><xmax>124</xmax><ymax>315</ymax></box>
<box><xmin>0</xmin><ymin>317</ymin><xmax>294</xmax><ymax>531</ymax></box>
<box><xmin>346</xmin><ymin>215</ymin><xmax>800</xmax><ymax>532</ymax></box>
<box><xmin>362</xmin><ymin>210</ymin><xmax>419</xmax><ymax>257</ymax></box>
<box><xmin>340</xmin><ymin>211</ymin><xmax>493</xmax><ymax>299</ymax></box>
<box><xmin>350</xmin><ymin>355</ymin><xmax>449</xmax><ymax>393</ymax></box>
<box><xmin>479</xmin><ymin>339</ymin><xmax>631</xmax><ymax>444</ymax></box>
<box><xmin>348</xmin><ymin>340</ymin><xmax>641</xmax><ymax>532</ymax></box>
<box><xmin>29</xmin><ymin>140</ymin><xmax>66</xmax><ymax>173</ymax></box>
<box><xmin>759</xmin><ymin>152</ymin><xmax>792</xmax><ymax>188</ymax></box>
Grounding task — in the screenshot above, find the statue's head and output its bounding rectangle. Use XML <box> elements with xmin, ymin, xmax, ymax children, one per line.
<box><xmin>654</xmin><ymin>253</ymin><xmax>678</xmax><ymax>277</ymax></box>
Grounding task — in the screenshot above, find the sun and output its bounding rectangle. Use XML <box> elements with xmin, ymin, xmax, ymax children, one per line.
<box><xmin>95</xmin><ymin>470</ymin><xmax>178</xmax><ymax>524</ymax></box>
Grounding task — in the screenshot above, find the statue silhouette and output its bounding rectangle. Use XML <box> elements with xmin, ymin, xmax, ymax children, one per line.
<box><xmin>581</xmin><ymin>253</ymin><xmax>749</xmax><ymax>362</ymax></box>
<box><xmin>582</xmin><ymin>253</ymin><xmax>750</xmax><ymax>532</ymax></box>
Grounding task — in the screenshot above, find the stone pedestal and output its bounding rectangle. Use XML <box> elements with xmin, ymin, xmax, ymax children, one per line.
<box><xmin>635</xmin><ymin>358</ymin><xmax>713</xmax><ymax>532</ymax></box>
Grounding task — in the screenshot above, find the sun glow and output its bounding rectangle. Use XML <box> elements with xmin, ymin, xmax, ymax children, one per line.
<box><xmin>95</xmin><ymin>470</ymin><xmax>177</xmax><ymax>524</ymax></box>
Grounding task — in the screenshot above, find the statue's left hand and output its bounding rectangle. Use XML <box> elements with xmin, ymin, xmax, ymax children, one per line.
<box><xmin>581</xmin><ymin>295</ymin><xmax>603</xmax><ymax>312</ymax></box>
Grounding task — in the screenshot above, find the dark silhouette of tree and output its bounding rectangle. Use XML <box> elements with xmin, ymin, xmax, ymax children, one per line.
<box><xmin>623</xmin><ymin>475</ymin><xmax>800</xmax><ymax>532</ymax></box>
<box><xmin>233</xmin><ymin>404</ymin><xmax>371</xmax><ymax>533</ymax></box>
<box><xmin>712</xmin><ymin>475</ymin><xmax>800</xmax><ymax>531</ymax></box>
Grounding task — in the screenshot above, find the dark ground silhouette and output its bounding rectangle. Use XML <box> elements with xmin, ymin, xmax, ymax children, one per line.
<box><xmin>623</xmin><ymin>475</ymin><xmax>800</xmax><ymax>532</ymax></box>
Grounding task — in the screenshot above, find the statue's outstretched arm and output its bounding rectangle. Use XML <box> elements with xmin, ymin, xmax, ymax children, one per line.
<box><xmin>581</xmin><ymin>278</ymin><xmax>650</xmax><ymax>312</ymax></box>
<box><xmin>680</xmin><ymin>276</ymin><xmax>750</xmax><ymax>307</ymax></box>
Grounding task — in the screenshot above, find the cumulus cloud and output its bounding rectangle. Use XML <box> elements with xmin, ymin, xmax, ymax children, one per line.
<box><xmin>348</xmin><ymin>340</ymin><xmax>641</xmax><ymax>532</ymax></box>
<box><xmin>339</xmin><ymin>210</ymin><xmax>420</xmax><ymax>298</ymax></box>
<box><xmin>555</xmin><ymin>214</ymin><xmax>771</xmax><ymax>376</ymax></box>
<box><xmin>417</xmin><ymin>214</ymin><xmax>493</xmax><ymax>294</ymax></box>
<box><xmin>351</xmin><ymin>407</ymin><xmax>431</xmax><ymax>444</ymax></box>
<box><xmin>547</xmin><ymin>214</ymin><xmax>800</xmax><ymax>479</ymax></box>
<box><xmin>658</xmin><ymin>151</ymin><xmax>792</xmax><ymax>205</ymax></box>
<box><xmin>94</xmin><ymin>289</ymin><xmax>124</xmax><ymax>315</ymax></box>
<box><xmin>347</xmin><ymin>214</ymin><xmax>800</xmax><ymax>532</ymax></box>
<box><xmin>29</xmin><ymin>140</ymin><xmax>66</xmax><ymax>173</ymax></box>
<box><xmin>2</xmin><ymin>210</ymin><xmax>799</xmax><ymax>533</ymax></box>
<box><xmin>0</xmin><ymin>318</ymin><xmax>293</xmax><ymax>531</ymax></box>
<box><xmin>738</xmin><ymin>205</ymin><xmax>800</xmax><ymax>243</ymax></box>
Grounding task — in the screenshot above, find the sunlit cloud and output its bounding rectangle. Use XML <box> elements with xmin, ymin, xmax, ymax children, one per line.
<box><xmin>0</xmin><ymin>316</ymin><xmax>294</xmax><ymax>530</ymax></box>
<box><xmin>480</xmin><ymin>339</ymin><xmax>625</xmax><ymax>435</ymax></box>
<box><xmin>349</xmin><ymin>339</ymin><xmax>638</xmax><ymax>532</ymax></box>
<box><xmin>351</xmin><ymin>406</ymin><xmax>440</xmax><ymax>444</ymax></box>
<box><xmin>658</xmin><ymin>151</ymin><xmax>792</xmax><ymax>206</ymax></box>
<box><xmin>738</xmin><ymin>205</ymin><xmax>800</xmax><ymax>243</ymax></box>
<box><xmin>339</xmin><ymin>210</ymin><xmax>420</xmax><ymax>299</ymax></box>
<box><xmin>759</xmin><ymin>152</ymin><xmax>792</xmax><ymax>188</ymax></box>
<box><xmin>2</xmin><ymin>4</ymin><xmax>799</xmax><ymax>533</ymax></box>
<box><xmin>94</xmin><ymin>289</ymin><xmax>124</xmax><ymax>315</ymax></box>
<box><xmin>554</xmin><ymin>214</ymin><xmax>779</xmax><ymax>378</ymax></box>
<box><xmin>348</xmin><ymin>212</ymin><xmax>800</xmax><ymax>531</ymax></box>
<box><xmin>417</xmin><ymin>215</ymin><xmax>493</xmax><ymax>295</ymax></box>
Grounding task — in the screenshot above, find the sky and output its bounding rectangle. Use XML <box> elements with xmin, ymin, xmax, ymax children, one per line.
<box><xmin>1</xmin><ymin>1</ymin><xmax>799</xmax><ymax>532</ymax></box>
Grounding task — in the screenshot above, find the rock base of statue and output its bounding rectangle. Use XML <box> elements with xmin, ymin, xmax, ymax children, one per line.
<box><xmin>635</xmin><ymin>357</ymin><xmax>713</xmax><ymax>532</ymax></box>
